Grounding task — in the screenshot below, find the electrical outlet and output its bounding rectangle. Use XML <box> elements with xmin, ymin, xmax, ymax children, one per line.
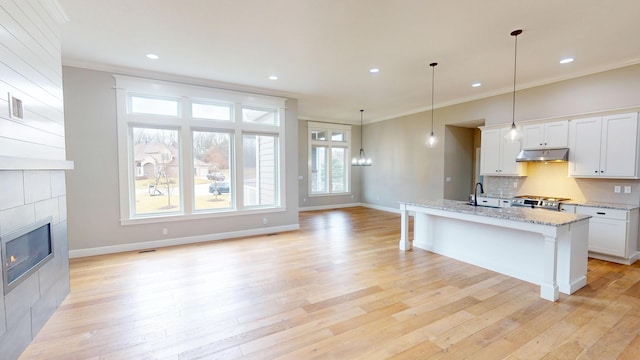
<box><xmin>614</xmin><ymin>186</ymin><xmax>621</xmax><ymax>193</ymax></box>
<box><xmin>625</xmin><ymin>186</ymin><xmax>632</xmax><ymax>194</ymax></box>
<box><xmin>162</xmin><ymin>228</ymin><xmax>168</xmax><ymax>235</ymax></box>
<box><xmin>262</xmin><ymin>218</ymin><xmax>268</xmax><ymax>225</ymax></box>
<box><xmin>513</xmin><ymin>181</ymin><xmax>518</xmax><ymax>188</ymax></box>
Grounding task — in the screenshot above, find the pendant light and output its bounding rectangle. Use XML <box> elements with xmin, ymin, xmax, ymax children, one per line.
<box><xmin>352</xmin><ymin>109</ymin><xmax>372</xmax><ymax>166</ymax></box>
<box><xmin>426</xmin><ymin>62</ymin><xmax>439</xmax><ymax>148</ymax></box>
<box><xmin>505</xmin><ymin>29</ymin><xmax>523</xmax><ymax>143</ymax></box>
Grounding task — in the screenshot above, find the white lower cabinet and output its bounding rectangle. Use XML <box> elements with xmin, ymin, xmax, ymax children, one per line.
<box><xmin>573</xmin><ymin>206</ymin><xmax>639</xmax><ymax>264</ymax></box>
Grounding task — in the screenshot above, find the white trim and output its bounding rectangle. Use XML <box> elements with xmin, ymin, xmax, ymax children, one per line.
<box><xmin>307</xmin><ymin>121</ymin><xmax>352</xmax><ymax>131</ymax></box>
<box><xmin>360</xmin><ymin>202</ymin><xmax>402</xmax><ymax>214</ymax></box>
<box><xmin>0</xmin><ymin>156</ymin><xmax>73</xmax><ymax>170</ymax></box>
<box><xmin>68</xmin><ymin>224</ymin><xmax>300</xmax><ymax>258</ymax></box>
<box><xmin>114</xmin><ymin>75</ymin><xmax>286</xmax><ymax>108</ymax></box>
<box><xmin>298</xmin><ymin>202</ymin><xmax>362</xmax><ymax>212</ymax></box>
<box><xmin>298</xmin><ymin>202</ymin><xmax>400</xmax><ymax>213</ymax></box>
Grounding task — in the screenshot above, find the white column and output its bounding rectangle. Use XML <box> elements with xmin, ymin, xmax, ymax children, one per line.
<box><xmin>399</xmin><ymin>203</ymin><xmax>411</xmax><ymax>251</ymax></box>
<box><xmin>540</xmin><ymin>233</ymin><xmax>560</xmax><ymax>301</ymax></box>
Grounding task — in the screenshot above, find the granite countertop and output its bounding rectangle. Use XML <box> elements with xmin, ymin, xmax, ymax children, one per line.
<box><xmin>561</xmin><ymin>201</ymin><xmax>640</xmax><ymax>211</ymax></box>
<box><xmin>401</xmin><ymin>199</ymin><xmax>591</xmax><ymax>227</ymax></box>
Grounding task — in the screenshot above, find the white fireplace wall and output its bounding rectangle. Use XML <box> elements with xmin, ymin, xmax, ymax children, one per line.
<box><xmin>0</xmin><ymin>1</ymin><xmax>71</xmax><ymax>359</ymax></box>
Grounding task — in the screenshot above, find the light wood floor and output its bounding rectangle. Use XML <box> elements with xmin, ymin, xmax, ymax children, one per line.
<box><xmin>20</xmin><ymin>207</ymin><xmax>640</xmax><ymax>359</ymax></box>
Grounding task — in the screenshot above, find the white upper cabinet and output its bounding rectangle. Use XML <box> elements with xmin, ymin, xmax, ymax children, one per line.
<box><xmin>480</xmin><ymin>127</ymin><xmax>527</xmax><ymax>176</ymax></box>
<box><xmin>522</xmin><ymin>120</ymin><xmax>568</xmax><ymax>149</ymax></box>
<box><xmin>569</xmin><ymin>112</ymin><xmax>640</xmax><ymax>178</ymax></box>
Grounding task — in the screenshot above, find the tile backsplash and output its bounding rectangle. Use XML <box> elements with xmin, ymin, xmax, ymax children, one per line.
<box><xmin>483</xmin><ymin>162</ymin><xmax>640</xmax><ymax>205</ymax></box>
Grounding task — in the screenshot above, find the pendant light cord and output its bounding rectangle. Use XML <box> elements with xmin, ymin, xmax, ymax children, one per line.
<box><xmin>360</xmin><ymin>109</ymin><xmax>364</xmax><ymax>150</ymax></box>
<box><xmin>511</xmin><ymin>30</ymin><xmax>521</xmax><ymax>127</ymax></box>
<box><xmin>430</xmin><ymin>62</ymin><xmax>437</xmax><ymax>134</ymax></box>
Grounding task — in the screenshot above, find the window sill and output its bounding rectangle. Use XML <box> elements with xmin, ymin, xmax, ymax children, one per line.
<box><xmin>121</xmin><ymin>206</ymin><xmax>286</xmax><ymax>226</ymax></box>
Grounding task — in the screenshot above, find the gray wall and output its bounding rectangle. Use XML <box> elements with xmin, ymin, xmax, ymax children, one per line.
<box><xmin>361</xmin><ymin>64</ymin><xmax>640</xmax><ymax>210</ymax></box>
<box><xmin>63</xmin><ymin>67</ymin><xmax>299</xmax><ymax>254</ymax></box>
<box><xmin>443</xmin><ymin>126</ymin><xmax>475</xmax><ymax>201</ymax></box>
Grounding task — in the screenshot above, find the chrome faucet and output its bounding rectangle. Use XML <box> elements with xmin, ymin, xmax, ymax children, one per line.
<box><xmin>474</xmin><ymin>182</ymin><xmax>484</xmax><ymax>206</ymax></box>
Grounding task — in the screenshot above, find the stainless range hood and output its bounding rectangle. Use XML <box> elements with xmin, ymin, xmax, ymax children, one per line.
<box><xmin>515</xmin><ymin>148</ymin><xmax>569</xmax><ymax>162</ymax></box>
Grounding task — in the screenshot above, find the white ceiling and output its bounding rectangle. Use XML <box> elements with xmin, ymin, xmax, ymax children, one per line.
<box><xmin>58</xmin><ymin>0</ymin><xmax>640</xmax><ymax>124</ymax></box>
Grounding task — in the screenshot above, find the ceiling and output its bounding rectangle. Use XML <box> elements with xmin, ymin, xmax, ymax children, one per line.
<box><xmin>58</xmin><ymin>0</ymin><xmax>640</xmax><ymax>124</ymax></box>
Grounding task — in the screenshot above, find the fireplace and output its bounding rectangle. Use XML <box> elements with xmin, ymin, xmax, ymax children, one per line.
<box><xmin>1</xmin><ymin>217</ymin><xmax>54</xmax><ymax>294</ymax></box>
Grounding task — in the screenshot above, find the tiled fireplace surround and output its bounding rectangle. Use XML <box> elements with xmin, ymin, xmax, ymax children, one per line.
<box><xmin>0</xmin><ymin>170</ymin><xmax>70</xmax><ymax>359</ymax></box>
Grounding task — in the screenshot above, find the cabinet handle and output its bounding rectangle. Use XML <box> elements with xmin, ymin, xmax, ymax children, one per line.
<box><xmin>594</xmin><ymin>170</ymin><xmax>599</xmax><ymax>173</ymax></box>
<box><xmin>596</xmin><ymin>212</ymin><xmax>606</xmax><ymax>215</ymax></box>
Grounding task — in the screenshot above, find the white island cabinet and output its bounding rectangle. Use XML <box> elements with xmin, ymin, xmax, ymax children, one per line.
<box><xmin>569</xmin><ymin>112</ymin><xmax>640</xmax><ymax>178</ymax></box>
<box><xmin>399</xmin><ymin>200</ymin><xmax>591</xmax><ymax>301</ymax></box>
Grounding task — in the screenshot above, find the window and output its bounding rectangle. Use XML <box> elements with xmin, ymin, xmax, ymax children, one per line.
<box><xmin>132</xmin><ymin>127</ymin><xmax>181</xmax><ymax>216</ymax></box>
<box><xmin>115</xmin><ymin>75</ymin><xmax>286</xmax><ymax>223</ymax></box>
<box><xmin>130</xmin><ymin>95</ymin><xmax>179</xmax><ymax>116</ymax></box>
<box><xmin>192</xmin><ymin>102</ymin><xmax>232</xmax><ymax>121</ymax></box>
<box><xmin>242</xmin><ymin>107</ymin><xmax>278</xmax><ymax>125</ymax></box>
<box><xmin>308</xmin><ymin>122</ymin><xmax>352</xmax><ymax>195</ymax></box>
<box><xmin>243</xmin><ymin>134</ymin><xmax>278</xmax><ymax>206</ymax></box>
<box><xmin>193</xmin><ymin>130</ymin><xmax>232</xmax><ymax>211</ymax></box>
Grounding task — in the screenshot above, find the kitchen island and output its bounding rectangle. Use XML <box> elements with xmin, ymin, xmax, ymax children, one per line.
<box><xmin>399</xmin><ymin>199</ymin><xmax>591</xmax><ymax>301</ymax></box>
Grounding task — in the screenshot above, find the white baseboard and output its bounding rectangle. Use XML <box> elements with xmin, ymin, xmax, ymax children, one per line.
<box><xmin>298</xmin><ymin>202</ymin><xmax>363</xmax><ymax>212</ymax></box>
<box><xmin>299</xmin><ymin>202</ymin><xmax>401</xmax><ymax>214</ymax></box>
<box><xmin>359</xmin><ymin>202</ymin><xmax>401</xmax><ymax>214</ymax></box>
<box><xmin>68</xmin><ymin>224</ymin><xmax>300</xmax><ymax>258</ymax></box>
<box><xmin>588</xmin><ymin>251</ymin><xmax>639</xmax><ymax>265</ymax></box>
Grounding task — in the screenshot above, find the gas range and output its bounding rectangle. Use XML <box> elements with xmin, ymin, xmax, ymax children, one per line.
<box><xmin>510</xmin><ymin>195</ymin><xmax>571</xmax><ymax>211</ymax></box>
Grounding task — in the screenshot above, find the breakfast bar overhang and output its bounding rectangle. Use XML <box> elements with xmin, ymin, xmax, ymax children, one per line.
<box><xmin>399</xmin><ymin>200</ymin><xmax>591</xmax><ymax>301</ymax></box>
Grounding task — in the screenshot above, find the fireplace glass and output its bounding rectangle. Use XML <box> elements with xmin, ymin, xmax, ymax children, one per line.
<box><xmin>2</xmin><ymin>217</ymin><xmax>54</xmax><ymax>294</ymax></box>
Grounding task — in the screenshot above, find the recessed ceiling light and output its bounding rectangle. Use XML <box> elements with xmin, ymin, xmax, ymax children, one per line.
<box><xmin>146</xmin><ymin>53</ymin><xmax>159</xmax><ymax>60</ymax></box>
<box><xmin>369</xmin><ymin>68</ymin><xmax>380</xmax><ymax>74</ymax></box>
<box><xmin>472</xmin><ymin>82</ymin><xmax>482</xmax><ymax>87</ymax></box>
<box><xmin>560</xmin><ymin>57</ymin><xmax>574</xmax><ymax>64</ymax></box>
<box><xmin>269</xmin><ymin>75</ymin><xmax>278</xmax><ymax>80</ymax></box>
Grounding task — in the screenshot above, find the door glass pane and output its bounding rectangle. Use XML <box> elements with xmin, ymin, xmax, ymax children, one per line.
<box><xmin>243</xmin><ymin>134</ymin><xmax>277</xmax><ymax>206</ymax></box>
<box><xmin>331</xmin><ymin>131</ymin><xmax>346</xmax><ymax>142</ymax></box>
<box><xmin>331</xmin><ymin>147</ymin><xmax>347</xmax><ymax>192</ymax></box>
<box><xmin>311</xmin><ymin>130</ymin><xmax>327</xmax><ymax>141</ymax></box>
<box><xmin>193</xmin><ymin>131</ymin><xmax>232</xmax><ymax>211</ymax></box>
<box><xmin>311</xmin><ymin>145</ymin><xmax>328</xmax><ymax>193</ymax></box>
<box><xmin>132</xmin><ymin>127</ymin><xmax>181</xmax><ymax>215</ymax></box>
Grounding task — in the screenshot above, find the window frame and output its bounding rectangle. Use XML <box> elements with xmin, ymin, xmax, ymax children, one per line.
<box><xmin>307</xmin><ymin>121</ymin><xmax>352</xmax><ymax>197</ymax></box>
<box><xmin>115</xmin><ymin>75</ymin><xmax>287</xmax><ymax>225</ymax></box>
